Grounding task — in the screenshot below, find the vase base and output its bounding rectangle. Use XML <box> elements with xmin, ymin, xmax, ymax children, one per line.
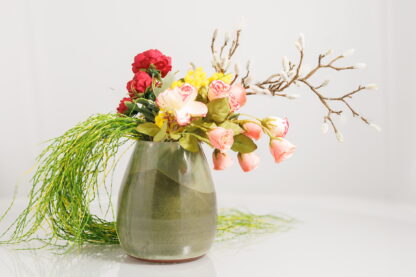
<box><xmin>129</xmin><ymin>254</ymin><xmax>205</xmax><ymax>264</ymax></box>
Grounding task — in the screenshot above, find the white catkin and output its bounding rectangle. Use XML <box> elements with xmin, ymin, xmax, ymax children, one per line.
<box><xmin>336</xmin><ymin>131</ymin><xmax>344</xmax><ymax>143</ymax></box>
<box><xmin>244</xmin><ymin>75</ymin><xmax>252</xmax><ymax>84</ymax></box>
<box><xmin>369</xmin><ymin>122</ymin><xmax>382</xmax><ymax>132</ymax></box>
<box><xmin>224</xmin><ymin>32</ymin><xmax>230</xmax><ymax>43</ymax></box>
<box><xmin>250</xmin><ymin>85</ymin><xmax>269</xmax><ymax>95</ymax></box>
<box><xmin>325</xmin><ymin>49</ymin><xmax>334</xmax><ymax>56</ymax></box>
<box><xmin>286</xmin><ymin>94</ymin><xmax>300</xmax><ymax>99</ymax></box>
<box><xmin>320</xmin><ymin>80</ymin><xmax>330</xmax><ymax>88</ymax></box>
<box><xmin>282</xmin><ymin>56</ymin><xmax>290</xmax><ymax>72</ymax></box>
<box><xmin>295</xmin><ymin>41</ymin><xmax>302</xmax><ymax>52</ymax></box>
<box><xmin>280</xmin><ymin>71</ymin><xmax>290</xmax><ymax>82</ymax></box>
<box><xmin>298</xmin><ymin>33</ymin><xmax>305</xmax><ymax>49</ymax></box>
<box><xmin>234</xmin><ymin>63</ymin><xmax>240</xmax><ymax>75</ymax></box>
<box><xmin>213</xmin><ymin>29</ymin><xmax>218</xmax><ymax>40</ymax></box>
<box><xmin>354</xmin><ymin>63</ymin><xmax>367</xmax><ymax>69</ymax></box>
<box><xmin>365</xmin><ymin>83</ymin><xmax>379</xmax><ymax>90</ymax></box>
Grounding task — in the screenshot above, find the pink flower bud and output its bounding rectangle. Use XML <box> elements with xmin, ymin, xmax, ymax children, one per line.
<box><xmin>207</xmin><ymin>127</ymin><xmax>234</xmax><ymax>152</ymax></box>
<box><xmin>269</xmin><ymin>139</ymin><xmax>295</xmax><ymax>163</ymax></box>
<box><xmin>238</xmin><ymin>152</ymin><xmax>260</xmax><ymax>172</ymax></box>
<box><xmin>212</xmin><ymin>150</ymin><xmax>233</xmax><ymax>170</ymax></box>
<box><xmin>243</xmin><ymin>122</ymin><xmax>262</xmax><ymax>141</ymax></box>
<box><xmin>228</xmin><ymin>83</ymin><xmax>247</xmax><ymax>112</ymax></box>
<box><xmin>265</xmin><ymin>117</ymin><xmax>289</xmax><ymax>138</ymax></box>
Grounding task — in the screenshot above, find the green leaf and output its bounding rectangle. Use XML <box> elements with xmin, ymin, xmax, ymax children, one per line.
<box><xmin>220</xmin><ymin>121</ymin><xmax>244</xmax><ymax>135</ymax></box>
<box><xmin>170</xmin><ymin>132</ymin><xmax>181</xmax><ymax>140</ymax></box>
<box><xmin>136</xmin><ymin>122</ymin><xmax>160</xmax><ymax>136</ymax></box>
<box><xmin>196</xmin><ymin>86</ymin><xmax>208</xmax><ymax>103</ymax></box>
<box><xmin>207</xmin><ymin>97</ymin><xmax>230</xmax><ymax>123</ymax></box>
<box><xmin>231</xmin><ymin>134</ymin><xmax>257</xmax><ymax>153</ymax></box>
<box><xmin>153</xmin><ymin>121</ymin><xmax>168</xmax><ymax>142</ymax></box>
<box><xmin>179</xmin><ymin>134</ymin><xmax>200</xmax><ymax>152</ymax></box>
<box><xmin>191</xmin><ymin>119</ymin><xmax>217</xmax><ymax>130</ymax></box>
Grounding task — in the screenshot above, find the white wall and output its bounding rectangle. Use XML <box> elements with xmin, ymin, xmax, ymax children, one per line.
<box><xmin>0</xmin><ymin>0</ymin><xmax>414</xmax><ymax>204</ymax></box>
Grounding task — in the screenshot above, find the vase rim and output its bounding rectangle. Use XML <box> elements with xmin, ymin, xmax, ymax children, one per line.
<box><xmin>136</xmin><ymin>140</ymin><xmax>180</xmax><ymax>144</ymax></box>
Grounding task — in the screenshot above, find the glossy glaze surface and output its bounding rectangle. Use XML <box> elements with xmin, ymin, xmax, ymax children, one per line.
<box><xmin>116</xmin><ymin>142</ymin><xmax>217</xmax><ymax>262</ymax></box>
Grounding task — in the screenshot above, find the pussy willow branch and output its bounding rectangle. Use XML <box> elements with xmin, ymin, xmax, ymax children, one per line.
<box><xmin>246</xmin><ymin>46</ymin><xmax>374</xmax><ymax>138</ymax></box>
<box><xmin>211</xmin><ymin>29</ymin><xmax>242</xmax><ymax>73</ymax></box>
<box><xmin>208</xmin><ymin>30</ymin><xmax>376</xmax><ymax>139</ymax></box>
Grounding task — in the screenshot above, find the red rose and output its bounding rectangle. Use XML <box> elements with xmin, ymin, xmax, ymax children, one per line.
<box><xmin>126</xmin><ymin>71</ymin><xmax>152</xmax><ymax>98</ymax></box>
<box><xmin>117</xmin><ymin>97</ymin><xmax>132</xmax><ymax>114</ymax></box>
<box><xmin>132</xmin><ymin>49</ymin><xmax>172</xmax><ymax>77</ymax></box>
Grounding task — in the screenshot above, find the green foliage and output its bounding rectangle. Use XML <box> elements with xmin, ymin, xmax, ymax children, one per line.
<box><xmin>216</xmin><ymin>209</ymin><xmax>295</xmax><ymax>242</ymax></box>
<box><xmin>231</xmin><ymin>134</ymin><xmax>258</xmax><ymax>153</ymax></box>
<box><xmin>179</xmin><ymin>134</ymin><xmax>200</xmax><ymax>152</ymax></box>
<box><xmin>153</xmin><ymin>121</ymin><xmax>168</xmax><ymax>142</ymax></box>
<box><xmin>0</xmin><ymin>114</ymin><xmax>143</xmax><ymax>248</ymax></box>
<box><xmin>136</xmin><ymin>122</ymin><xmax>160</xmax><ymax>136</ymax></box>
<box><xmin>196</xmin><ymin>86</ymin><xmax>208</xmax><ymax>103</ymax></box>
<box><xmin>207</xmin><ymin>97</ymin><xmax>230</xmax><ymax>123</ymax></box>
<box><xmin>0</xmin><ymin>114</ymin><xmax>291</xmax><ymax>250</ymax></box>
<box><xmin>220</xmin><ymin>121</ymin><xmax>244</xmax><ymax>135</ymax></box>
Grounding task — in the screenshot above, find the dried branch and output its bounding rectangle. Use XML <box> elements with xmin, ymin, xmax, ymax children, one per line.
<box><xmin>210</xmin><ymin>29</ymin><xmax>242</xmax><ymax>73</ymax></box>
<box><xmin>244</xmin><ymin>34</ymin><xmax>378</xmax><ymax>141</ymax></box>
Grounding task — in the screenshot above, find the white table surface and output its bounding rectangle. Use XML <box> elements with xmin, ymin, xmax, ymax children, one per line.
<box><xmin>1</xmin><ymin>194</ymin><xmax>415</xmax><ymax>277</ymax></box>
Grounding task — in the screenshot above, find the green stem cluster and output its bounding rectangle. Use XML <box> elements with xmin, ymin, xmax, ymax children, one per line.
<box><xmin>0</xmin><ymin>114</ymin><xmax>293</xmax><ymax>249</ymax></box>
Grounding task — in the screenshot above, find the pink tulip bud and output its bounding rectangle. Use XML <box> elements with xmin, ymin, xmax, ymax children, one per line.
<box><xmin>207</xmin><ymin>127</ymin><xmax>234</xmax><ymax>152</ymax></box>
<box><xmin>212</xmin><ymin>150</ymin><xmax>233</xmax><ymax>170</ymax></box>
<box><xmin>243</xmin><ymin>122</ymin><xmax>262</xmax><ymax>141</ymax></box>
<box><xmin>264</xmin><ymin>117</ymin><xmax>289</xmax><ymax>138</ymax></box>
<box><xmin>238</xmin><ymin>152</ymin><xmax>260</xmax><ymax>172</ymax></box>
<box><xmin>269</xmin><ymin>139</ymin><xmax>296</xmax><ymax>163</ymax></box>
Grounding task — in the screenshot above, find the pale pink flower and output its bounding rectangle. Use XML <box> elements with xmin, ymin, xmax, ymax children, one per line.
<box><xmin>243</xmin><ymin>122</ymin><xmax>262</xmax><ymax>141</ymax></box>
<box><xmin>238</xmin><ymin>152</ymin><xmax>260</xmax><ymax>172</ymax></box>
<box><xmin>266</xmin><ymin>117</ymin><xmax>289</xmax><ymax>138</ymax></box>
<box><xmin>208</xmin><ymin>80</ymin><xmax>230</xmax><ymax>101</ymax></box>
<box><xmin>207</xmin><ymin>127</ymin><xmax>234</xmax><ymax>152</ymax></box>
<box><xmin>269</xmin><ymin>139</ymin><xmax>295</xmax><ymax>163</ymax></box>
<box><xmin>212</xmin><ymin>150</ymin><xmax>233</xmax><ymax>170</ymax></box>
<box><xmin>156</xmin><ymin>83</ymin><xmax>207</xmax><ymax>126</ymax></box>
<box><xmin>228</xmin><ymin>83</ymin><xmax>246</xmax><ymax>112</ymax></box>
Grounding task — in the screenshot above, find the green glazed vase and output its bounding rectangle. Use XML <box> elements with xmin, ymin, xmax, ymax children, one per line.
<box><xmin>116</xmin><ymin>141</ymin><xmax>217</xmax><ymax>263</ymax></box>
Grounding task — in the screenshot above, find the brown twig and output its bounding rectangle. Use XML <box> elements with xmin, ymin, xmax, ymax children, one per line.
<box><xmin>244</xmin><ymin>35</ymin><xmax>375</xmax><ymax>140</ymax></box>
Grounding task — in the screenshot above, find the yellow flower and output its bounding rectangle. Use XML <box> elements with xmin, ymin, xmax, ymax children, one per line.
<box><xmin>170</xmin><ymin>80</ymin><xmax>184</xmax><ymax>89</ymax></box>
<box><xmin>155</xmin><ymin>111</ymin><xmax>167</xmax><ymax>128</ymax></box>
<box><xmin>183</xmin><ymin>67</ymin><xmax>209</xmax><ymax>89</ymax></box>
<box><xmin>209</xmin><ymin>72</ymin><xmax>233</xmax><ymax>84</ymax></box>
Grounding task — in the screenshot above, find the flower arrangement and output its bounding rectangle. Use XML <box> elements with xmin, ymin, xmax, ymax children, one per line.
<box><xmin>0</xmin><ymin>28</ymin><xmax>377</xmax><ymax>249</ymax></box>
<box><xmin>119</xmin><ymin>48</ymin><xmax>295</xmax><ymax>172</ymax></box>
<box><xmin>116</xmin><ymin>30</ymin><xmax>378</xmax><ymax>172</ymax></box>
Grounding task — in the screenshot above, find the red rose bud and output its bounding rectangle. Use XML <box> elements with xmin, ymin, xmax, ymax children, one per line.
<box><xmin>132</xmin><ymin>49</ymin><xmax>172</xmax><ymax>77</ymax></box>
<box><xmin>126</xmin><ymin>71</ymin><xmax>152</xmax><ymax>98</ymax></box>
<box><xmin>117</xmin><ymin>97</ymin><xmax>133</xmax><ymax>115</ymax></box>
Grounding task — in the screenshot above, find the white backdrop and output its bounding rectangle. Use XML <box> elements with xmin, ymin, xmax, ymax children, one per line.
<box><xmin>0</xmin><ymin>0</ymin><xmax>414</xmax><ymax>204</ymax></box>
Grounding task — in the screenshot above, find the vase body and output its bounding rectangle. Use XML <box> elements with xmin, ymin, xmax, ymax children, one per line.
<box><xmin>116</xmin><ymin>141</ymin><xmax>217</xmax><ymax>262</ymax></box>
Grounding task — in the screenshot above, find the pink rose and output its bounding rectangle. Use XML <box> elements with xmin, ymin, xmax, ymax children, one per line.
<box><xmin>212</xmin><ymin>150</ymin><xmax>233</xmax><ymax>170</ymax></box>
<box><xmin>238</xmin><ymin>152</ymin><xmax>260</xmax><ymax>172</ymax></box>
<box><xmin>207</xmin><ymin>127</ymin><xmax>234</xmax><ymax>152</ymax></box>
<box><xmin>266</xmin><ymin>117</ymin><xmax>289</xmax><ymax>138</ymax></box>
<box><xmin>269</xmin><ymin>139</ymin><xmax>296</xmax><ymax>163</ymax></box>
<box><xmin>228</xmin><ymin>83</ymin><xmax>247</xmax><ymax>112</ymax></box>
<box><xmin>243</xmin><ymin>122</ymin><xmax>262</xmax><ymax>141</ymax></box>
<box><xmin>208</xmin><ymin>80</ymin><xmax>230</xmax><ymax>101</ymax></box>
